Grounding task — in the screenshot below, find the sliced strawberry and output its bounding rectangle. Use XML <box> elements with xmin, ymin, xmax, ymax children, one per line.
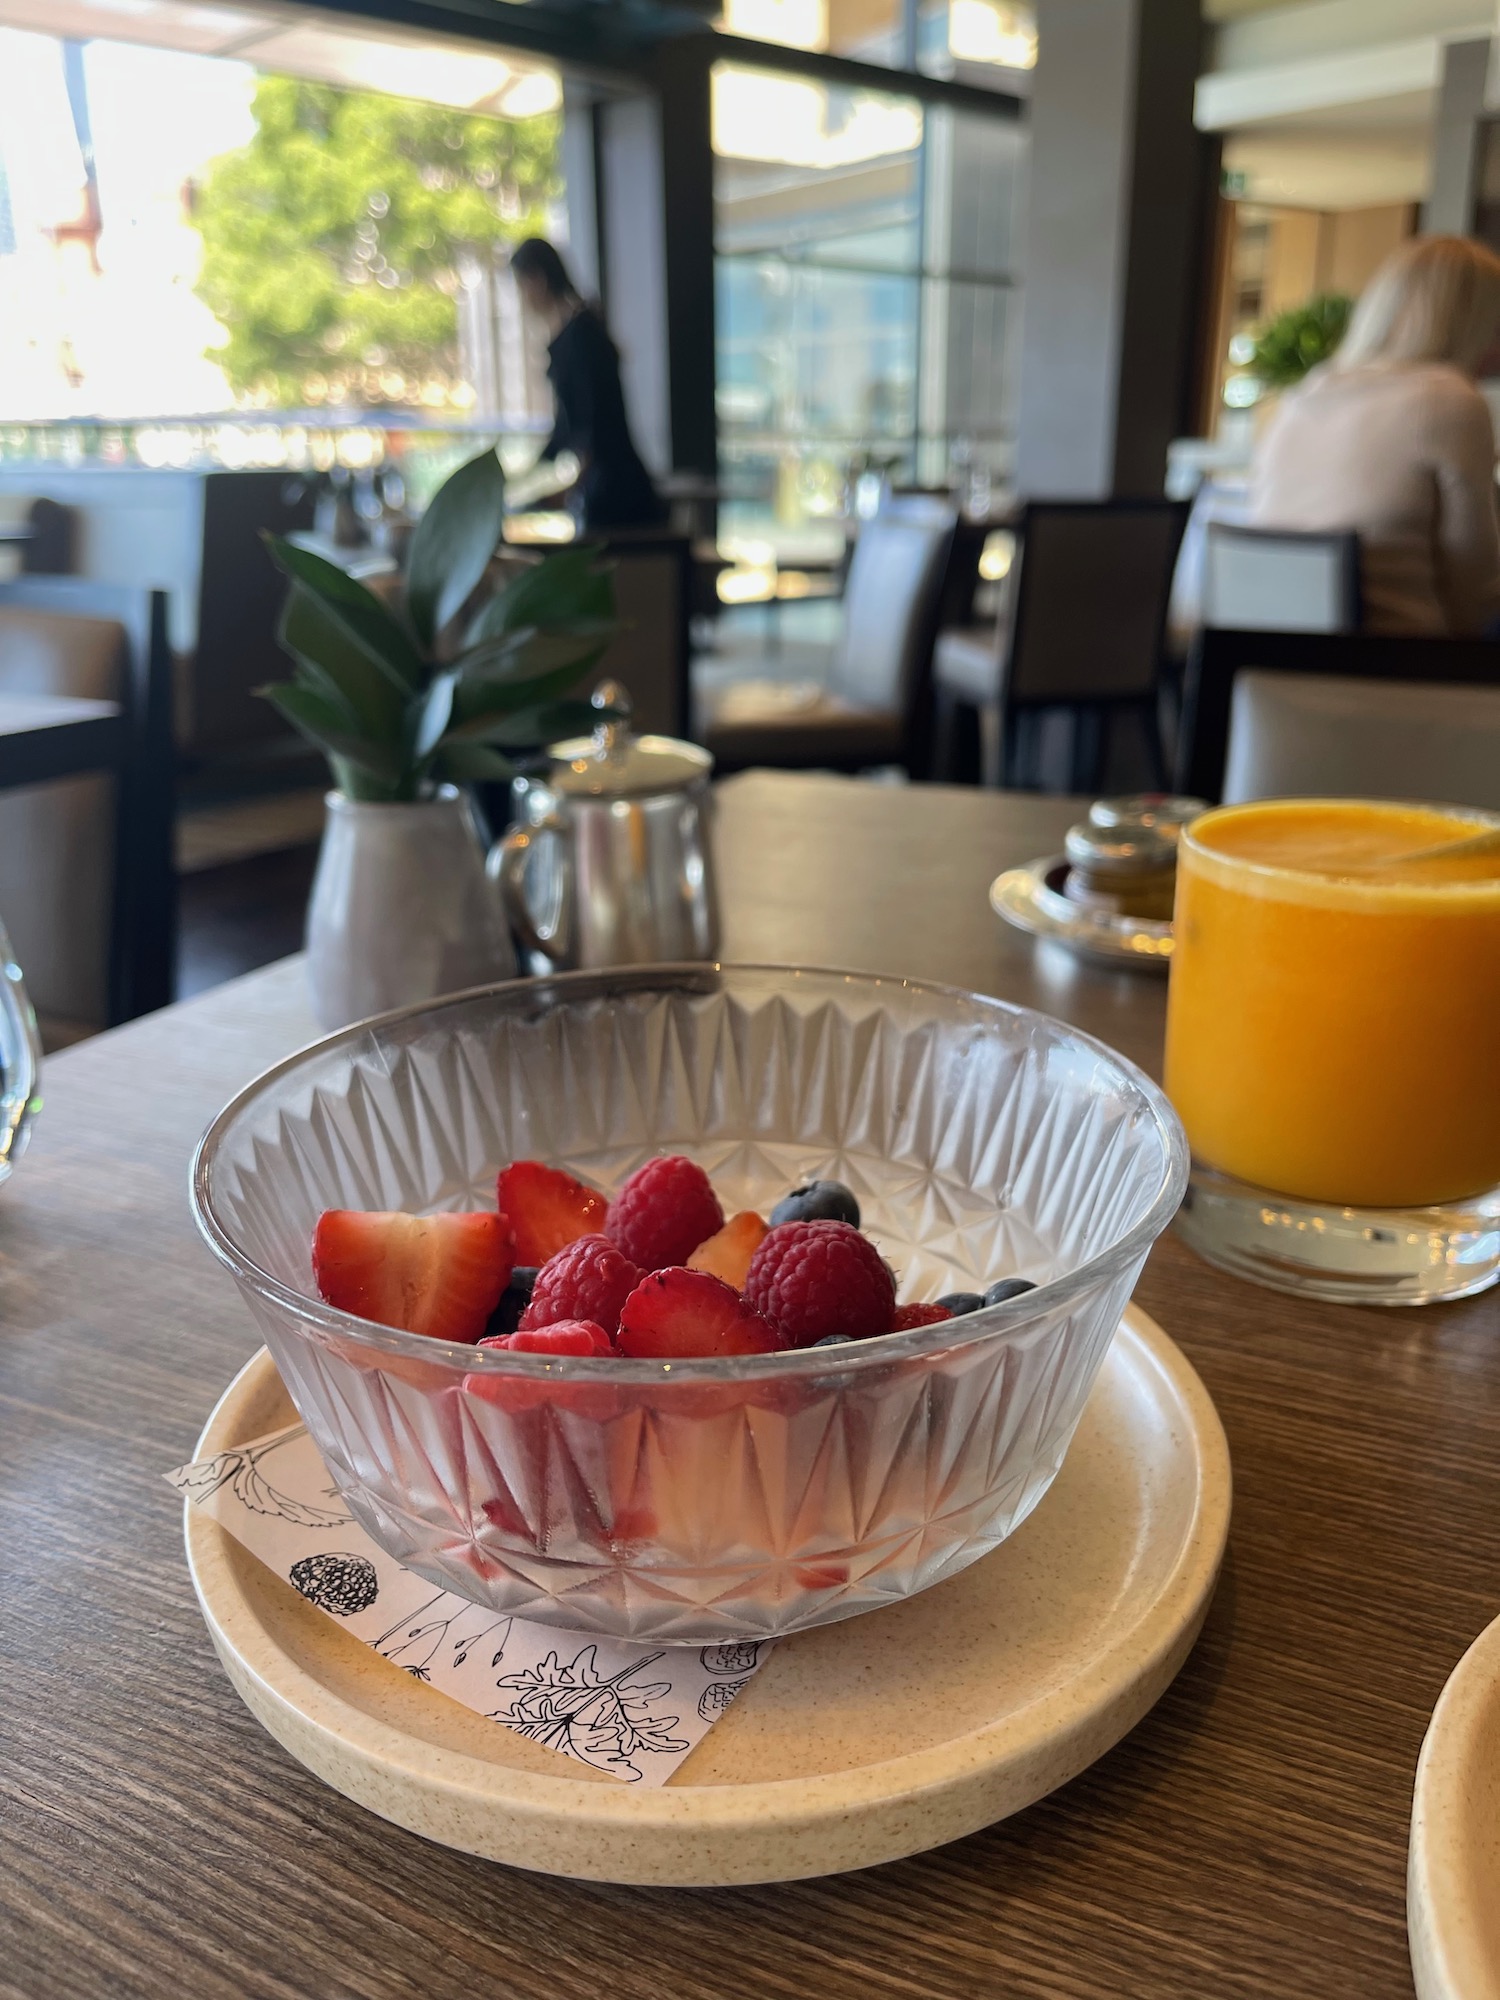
<box><xmin>497</xmin><ymin>1161</ymin><xmax>608</xmax><ymax>1266</ymax></box>
<box><xmin>313</xmin><ymin>1210</ymin><xmax>512</xmax><ymax>1344</ymax></box>
<box><xmin>892</xmin><ymin>1302</ymin><xmax>954</xmax><ymax>1331</ymax></box>
<box><xmin>687</xmin><ymin>1210</ymin><xmax>769</xmax><ymax>1289</ymax></box>
<box><xmin>479</xmin><ymin>1320</ymin><xmax>614</xmax><ymax>1357</ymax></box>
<box><xmin>616</xmin><ymin>1267</ymin><xmax>786</xmax><ymax>1359</ymax></box>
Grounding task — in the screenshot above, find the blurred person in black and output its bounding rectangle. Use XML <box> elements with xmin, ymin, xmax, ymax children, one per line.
<box><xmin>511</xmin><ymin>237</ymin><xmax>667</xmax><ymax>533</ymax></box>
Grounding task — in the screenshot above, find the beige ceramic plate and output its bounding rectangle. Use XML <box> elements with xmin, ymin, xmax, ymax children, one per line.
<box><xmin>1410</xmin><ymin>1611</ymin><xmax>1500</xmax><ymax>2000</ymax></box>
<box><xmin>186</xmin><ymin>1305</ymin><xmax>1229</xmax><ymax>1886</ymax></box>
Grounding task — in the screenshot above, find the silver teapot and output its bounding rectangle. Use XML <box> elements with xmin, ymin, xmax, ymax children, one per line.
<box><xmin>490</xmin><ymin>685</ymin><xmax>720</xmax><ymax>971</ymax></box>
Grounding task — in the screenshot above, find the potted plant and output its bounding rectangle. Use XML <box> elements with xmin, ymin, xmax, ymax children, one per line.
<box><xmin>1249</xmin><ymin>293</ymin><xmax>1352</xmax><ymax>393</ymax></box>
<box><xmin>263</xmin><ymin>448</ymin><xmax>615</xmax><ymax>1029</ymax></box>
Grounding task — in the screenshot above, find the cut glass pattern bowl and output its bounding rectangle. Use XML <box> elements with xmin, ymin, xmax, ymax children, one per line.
<box><xmin>193</xmin><ymin>965</ymin><xmax>1187</xmax><ymax>1642</ymax></box>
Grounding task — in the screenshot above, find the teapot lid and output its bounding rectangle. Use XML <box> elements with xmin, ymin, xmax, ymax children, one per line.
<box><xmin>546</xmin><ymin>682</ymin><xmax>712</xmax><ymax>797</ymax></box>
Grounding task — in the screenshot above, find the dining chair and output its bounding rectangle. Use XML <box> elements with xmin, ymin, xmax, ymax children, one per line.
<box><xmin>1200</xmin><ymin>523</ymin><xmax>1360</xmax><ymax>634</ymax></box>
<box><xmin>0</xmin><ymin>578</ymin><xmax>174</xmax><ymax>1040</ymax></box>
<box><xmin>1177</xmin><ymin>626</ymin><xmax>1500</xmax><ymax>809</ymax></box>
<box><xmin>1165</xmin><ymin>475</ymin><xmax>1250</xmax><ymax>660</ymax></box>
<box><xmin>695</xmin><ymin>495</ymin><xmax>958</xmax><ymax>775</ymax></box>
<box><xmin>932</xmin><ymin>499</ymin><xmax>1188</xmax><ymax>791</ymax></box>
<box><xmin>580</xmin><ymin>527</ymin><xmax>692</xmax><ymax>739</ymax></box>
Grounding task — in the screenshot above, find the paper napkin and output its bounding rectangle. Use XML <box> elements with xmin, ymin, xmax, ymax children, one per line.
<box><xmin>168</xmin><ymin>1423</ymin><xmax>768</xmax><ymax>1786</ymax></box>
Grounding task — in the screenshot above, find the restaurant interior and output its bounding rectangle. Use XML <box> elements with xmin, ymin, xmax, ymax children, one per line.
<box><xmin>4</xmin><ymin>0</ymin><xmax>1500</xmax><ymax>1995</ymax></box>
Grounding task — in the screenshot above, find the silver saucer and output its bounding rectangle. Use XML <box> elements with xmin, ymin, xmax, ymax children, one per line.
<box><xmin>989</xmin><ymin>856</ymin><xmax>1174</xmax><ymax>974</ymax></box>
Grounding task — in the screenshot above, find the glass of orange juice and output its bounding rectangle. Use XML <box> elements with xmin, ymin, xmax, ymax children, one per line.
<box><xmin>1164</xmin><ymin>798</ymin><xmax>1500</xmax><ymax>1303</ymax></box>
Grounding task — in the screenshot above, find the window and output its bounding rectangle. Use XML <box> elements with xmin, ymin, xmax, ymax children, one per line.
<box><xmin>713</xmin><ymin>62</ymin><xmax>1022</xmax><ymax>546</ymax></box>
<box><xmin>0</xmin><ymin>18</ymin><xmax>564</xmax><ymax>493</ymax></box>
<box><xmin>716</xmin><ymin>0</ymin><xmax>1037</xmax><ymax>85</ymax></box>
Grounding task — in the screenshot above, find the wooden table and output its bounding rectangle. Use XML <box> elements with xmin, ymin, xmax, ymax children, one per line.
<box><xmin>3</xmin><ymin>770</ymin><xmax>1495</xmax><ymax>1999</ymax></box>
<box><xmin>0</xmin><ymin>692</ymin><xmax>124</xmax><ymax>790</ymax></box>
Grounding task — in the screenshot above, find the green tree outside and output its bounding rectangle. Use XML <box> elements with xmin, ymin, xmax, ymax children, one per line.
<box><xmin>192</xmin><ymin>75</ymin><xmax>560</xmax><ymax>409</ymax></box>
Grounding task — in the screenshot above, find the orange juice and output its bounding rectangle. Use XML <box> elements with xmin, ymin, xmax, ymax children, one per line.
<box><xmin>1164</xmin><ymin>799</ymin><xmax>1500</xmax><ymax>1207</ymax></box>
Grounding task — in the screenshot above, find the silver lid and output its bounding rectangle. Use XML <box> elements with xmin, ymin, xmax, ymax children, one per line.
<box><xmin>1088</xmin><ymin>793</ymin><xmax>1208</xmax><ymax>840</ymax></box>
<box><xmin>1065</xmin><ymin>819</ymin><xmax>1178</xmax><ymax>877</ymax></box>
<box><xmin>546</xmin><ymin>680</ymin><xmax>712</xmax><ymax>798</ymax></box>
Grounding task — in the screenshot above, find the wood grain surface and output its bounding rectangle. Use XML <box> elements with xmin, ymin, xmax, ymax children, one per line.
<box><xmin>3</xmin><ymin>769</ymin><xmax>1495</xmax><ymax>2000</ymax></box>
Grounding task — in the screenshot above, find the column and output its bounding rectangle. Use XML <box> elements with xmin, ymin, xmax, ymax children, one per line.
<box><xmin>1016</xmin><ymin>0</ymin><xmax>1208</xmax><ymax>499</ymax></box>
<box><xmin>1425</xmin><ymin>37</ymin><xmax>1490</xmax><ymax>235</ymax></box>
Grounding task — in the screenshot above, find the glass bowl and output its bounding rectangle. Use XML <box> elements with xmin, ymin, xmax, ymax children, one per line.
<box><xmin>192</xmin><ymin>965</ymin><xmax>1187</xmax><ymax>1642</ymax></box>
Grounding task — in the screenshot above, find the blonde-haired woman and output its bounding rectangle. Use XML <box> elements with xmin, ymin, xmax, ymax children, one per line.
<box><xmin>1251</xmin><ymin>233</ymin><xmax>1500</xmax><ymax>634</ymax></box>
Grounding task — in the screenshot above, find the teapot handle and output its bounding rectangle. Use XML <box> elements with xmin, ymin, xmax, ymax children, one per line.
<box><xmin>490</xmin><ymin>815</ymin><xmax>574</xmax><ymax>968</ymax></box>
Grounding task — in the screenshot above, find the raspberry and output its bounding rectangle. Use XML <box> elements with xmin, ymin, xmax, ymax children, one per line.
<box><xmin>743</xmin><ymin>1220</ymin><xmax>896</xmax><ymax>1347</ymax></box>
<box><xmin>519</xmin><ymin>1234</ymin><xmax>642</xmax><ymax>1334</ymax></box>
<box><xmin>892</xmin><ymin>1302</ymin><xmax>954</xmax><ymax>1331</ymax></box>
<box><xmin>605</xmin><ymin>1155</ymin><xmax>723</xmax><ymax>1272</ymax></box>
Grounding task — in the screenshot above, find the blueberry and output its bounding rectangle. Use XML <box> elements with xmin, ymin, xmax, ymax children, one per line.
<box><xmin>485</xmin><ymin>1266</ymin><xmax>540</xmax><ymax>1339</ymax></box>
<box><xmin>936</xmin><ymin>1291</ymin><xmax>986</xmax><ymax>1317</ymax></box>
<box><xmin>811</xmin><ymin>1333</ymin><xmax>853</xmax><ymax>1347</ymax></box>
<box><xmin>983</xmin><ymin>1277</ymin><xmax>1037</xmax><ymax>1307</ymax></box>
<box><xmin>770</xmin><ymin>1180</ymin><xmax>861</xmax><ymax>1229</ymax></box>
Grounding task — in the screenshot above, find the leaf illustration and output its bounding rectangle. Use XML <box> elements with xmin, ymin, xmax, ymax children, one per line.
<box><xmin>490</xmin><ymin>1647</ymin><xmax>689</xmax><ymax>1781</ymax></box>
<box><xmin>232</xmin><ymin>1453</ymin><xmax>351</xmax><ymax>1528</ymax></box>
<box><xmin>169</xmin><ymin>1433</ymin><xmax>349</xmax><ymax>1529</ymax></box>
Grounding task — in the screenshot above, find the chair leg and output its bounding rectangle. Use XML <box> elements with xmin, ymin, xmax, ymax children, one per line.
<box><xmin>932</xmin><ymin>688</ymin><xmax>960</xmax><ymax>781</ymax></box>
<box><xmin>1145</xmin><ymin>694</ymin><xmax>1170</xmax><ymax>790</ymax></box>
<box><xmin>978</xmin><ymin>700</ymin><xmax>1004</xmax><ymax>789</ymax></box>
<box><xmin>1067</xmin><ymin>706</ymin><xmax>1105</xmax><ymax>794</ymax></box>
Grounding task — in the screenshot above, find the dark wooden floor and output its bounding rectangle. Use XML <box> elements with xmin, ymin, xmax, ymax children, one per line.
<box><xmin>175</xmin><ymin>843</ymin><xmax>319</xmax><ymax>1000</ymax></box>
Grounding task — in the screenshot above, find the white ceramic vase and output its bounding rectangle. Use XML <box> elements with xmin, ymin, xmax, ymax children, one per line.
<box><xmin>305</xmin><ymin>786</ymin><xmax>517</xmax><ymax>1032</ymax></box>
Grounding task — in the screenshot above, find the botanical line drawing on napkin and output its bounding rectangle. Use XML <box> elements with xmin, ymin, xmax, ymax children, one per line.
<box><xmin>289</xmin><ymin>1552</ymin><xmax>379</xmax><ymax>1616</ymax></box>
<box><xmin>491</xmin><ymin>1647</ymin><xmax>691</xmax><ymax>1782</ymax></box>
<box><xmin>168</xmin><ymin>1421</ymin><xmax>770</xmax><ymax>1785</ymax></box>
<box><xmin>173</xmin><ymin>1430</ymin><xmax>351</xmax><ymax>1528</ymax></box>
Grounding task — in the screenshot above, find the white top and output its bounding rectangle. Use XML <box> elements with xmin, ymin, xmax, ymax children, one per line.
<box><xmin>1251</xmin><ymin>361</ymin><xmax>1500</xmax><ymax>636</ymax></box>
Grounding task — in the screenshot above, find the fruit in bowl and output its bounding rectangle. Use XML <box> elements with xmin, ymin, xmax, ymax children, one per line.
<box><xmin>192</xmin><ymin>965</ymin><xmax>1187</xmax><ymax>1643</ymax></box>
<box><xmin>310</xmin><ymin>1156</ymin><xmax>1038</xmax><ymax>1357</ymax></box>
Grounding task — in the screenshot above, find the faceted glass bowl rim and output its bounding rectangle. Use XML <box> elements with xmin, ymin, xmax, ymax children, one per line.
<box><xmin>191</xmin><ymin>962</ymin><xmax>1189</xmax><ymax>1384</ymax></box>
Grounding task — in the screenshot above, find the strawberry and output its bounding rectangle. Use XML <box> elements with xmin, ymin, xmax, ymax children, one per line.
<box><xmin>496</xmin><ymin>1161</ymin><xmax>608</xmax><ymax>1266</ymax></box>
<box><xmin>687</xmin><ymin>1210</ymin><xmax>769</xmax><ymax>1289</ymax></box>
<box><xmin>616</xmin><ymin>1267</ymin><xmax>785</xmax><ymax>1359</ymax></box>
<box><xmin>313</xmin><ymin>1210</ymin><xmax>512</xmax><ymax>1344</ymax></box>
<box><xmin>605</xmin><ymin>1156</ymin><xmax>723</xmax><ymax>1271</ymax></box>
<box><xmin>480</xmin><ymin>1320</ymin><xmax>614</xmax><ymax>1357</ymax></box>
<box><xmin>892</xmin><ymin>1302</ymin><xmax>954</xmax><ymax>1331</ymax></box>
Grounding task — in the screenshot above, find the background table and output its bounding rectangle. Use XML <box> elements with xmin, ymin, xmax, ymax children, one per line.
<box><xmin>3</xmin><ymin>771</ymin><xmax>1497</xmax><ymax>1999</ymax></box>
<box><xmin>0</xmin><ymin>692</ymin><xmax>124</xmax><ymax>790</ymax></box>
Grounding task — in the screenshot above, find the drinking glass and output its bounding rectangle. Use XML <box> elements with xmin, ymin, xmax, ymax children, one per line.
<box><xmin>0</xmin><ymin>915</ymin><xmax>42</xmax><ymax>1186</ymax></box>
<box><xmin>1164</xmin><ymin>798</ymin><xmax>1500</xmax><ymax>1303</ymax></box>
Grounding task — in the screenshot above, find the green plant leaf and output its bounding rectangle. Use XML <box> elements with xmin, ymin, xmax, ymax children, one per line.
<box><xmin>265</xmin><ymin>535</ymin><xmax>424</xmax><ymax>691</ymax></box>
<box><xmin>1249</xmin><ymin>292</ymin><xmax>1352</xmax><ymax>390</ymax></box>
<box><xmin>413</xmin><ymin>669</ymin><xmax>457</xmax><ymax>759</ymax></box>
<box><xmin>406</xmin><ymin>447</ymin><xmax>508</xmax><ymax>646</ymax></box>
<box><xmin>260</xmin><ymin>680</ymin><xmax>405</xmax><ymax>780</ymax></box>
<box><xmin>447</xmin><ymin>650</ymin><xmax>610</xmax><ymax>735</ymax></box>
<box><xmin>433</xmin><ymin>740</ymin><xmax>517</xmax><ymax>782</ymax></box>
<box><xmin>440</xmin><ymin>698</ymin><xmax>609</xmax><ymax>748</ymax></box>
<box><xmin>280</xmin><ymin>584</ymin><xmax>410</xmax><ymax>744</ymax></box>
<box><xmin>455</xmin><ymin>622</ymin><xmax>618</xmax><ymax>689</ymax></box>
<box><xmin>466</xmin><ymin>546</ymin><xmax>614</xmax><ymax>644</ymax></box>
